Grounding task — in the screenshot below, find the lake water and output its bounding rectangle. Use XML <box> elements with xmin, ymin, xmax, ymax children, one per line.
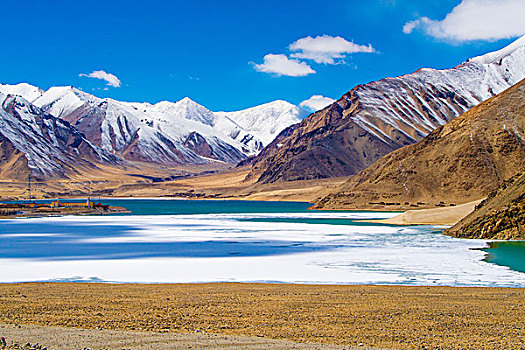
<box><xmin>484</xmin><ymin>241</ymin><xmax>525</xmax><ymax>273</ymax></box>
<box><xmin>0</xmin><ymin>199</ymin><xmax>524</xmax><ymax>287</ymax></box>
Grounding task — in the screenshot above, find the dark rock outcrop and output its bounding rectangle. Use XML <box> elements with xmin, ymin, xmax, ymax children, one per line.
<box><xmin>446</xmin><ymin>172</ymin><xmax>525</xmax><ymax>240</ymax></box>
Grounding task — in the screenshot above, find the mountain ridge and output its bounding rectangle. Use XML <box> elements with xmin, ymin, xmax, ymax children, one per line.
<box><xmin>245</xmin><ymin>35</ymin><xmax>525</xmax><ymax>184</ymax></box>
<box><xmin>0</xmin><ymin>83</ymin><xmax>306</xmax><ymax>172</ymax></box>
<box><xmin>0</xmin><ymin>92</ymin><xmax>119</xmax><ymax>180</ymax></box>
<box><xmin>313</xmin><ymin>77</ymin><xmax>525</xmax><ymax>211</ymax></box>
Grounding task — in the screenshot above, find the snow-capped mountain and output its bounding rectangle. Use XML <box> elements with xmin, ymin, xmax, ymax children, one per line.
<box><xmin>0</xmin><ymin>83</ymin><xmax>43</xmax><ymax>102</ymax></box>
<box><xmin>314</xmin><ymin>77</ymin><xmax>525</xmax><ymax>211</ymax></box>
<box><xmin>247</xmin><ymin>35</ymin><xmax>525</xmax><ymax>183</ymax></box>
<box><xmin>0</xmin><ymin>84</ymin><xmax>304</xmax><ymax>166</ymax></box>
<box><xmin>0</xmin><ymin>92</ymin><xmax>118</xmax><ymax>179</ymax></box>
<box><xmin>216</xmin><ymin>100</ymin><xmax>308</xmax><ymax>149</ymax></box>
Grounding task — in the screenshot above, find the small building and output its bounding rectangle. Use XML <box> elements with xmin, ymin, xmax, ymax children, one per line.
<box><xmin>50</xmin><ymin>198</ymin><xmax>94</xmax><ymax>208</ymax></box>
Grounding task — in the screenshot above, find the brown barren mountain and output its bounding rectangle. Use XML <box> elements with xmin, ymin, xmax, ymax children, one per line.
<box><xmin>246</xmin><ymin>36</ymin><xmax>525</xmax><ymax>184</ymax></box>
<box><xmin>245</xmin><ymin>95</ymin><xmax>404</xmax><ymax>183</ymax></box>
<box><xmin>313</xmin><ymin>78</ymin><xmax>525</xmax><ymax>211</ymax></box>
<box><xmin>446</xmin><ymin>172</ymin><xmax>525</xmax><ymax>240</ymax></box>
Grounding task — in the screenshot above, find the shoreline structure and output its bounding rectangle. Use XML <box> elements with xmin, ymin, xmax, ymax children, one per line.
<box><xmin>0</xmin><ymin>197</ymin><xmax>128</xmax><ymax>218</ymax></box>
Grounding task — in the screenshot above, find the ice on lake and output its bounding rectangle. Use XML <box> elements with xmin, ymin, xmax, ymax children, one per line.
<box><xmin>0</xmin><ymin>209</ymin><xmax>524</xmax><ymax>287</ymax></box>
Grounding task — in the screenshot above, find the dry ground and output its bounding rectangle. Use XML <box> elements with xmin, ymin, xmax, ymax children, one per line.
<box><xmin>0</xmin><ymin>167</ymin><xmax>348</xmax><ymax>203</ymax></box>
<box><xmin>0</xmin><ymin>323</ymin><xmax>365</xmax><ymax>350</ymax></box>
<box><xmin>0</xmin><ymin>283</ymin><xmax>523</xmax><ymax>349</ymax></box>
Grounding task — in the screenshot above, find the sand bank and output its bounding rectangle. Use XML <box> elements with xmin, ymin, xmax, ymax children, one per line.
<box><xmin>367</xmin><ymin>199</ymin><xmax>482</xmax><ymax>226</ymax></box>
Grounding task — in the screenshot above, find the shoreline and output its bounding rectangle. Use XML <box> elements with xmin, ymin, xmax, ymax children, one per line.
<box><xmin>1</xmin><ymin>280</ymin><xmax>524</xmax><ymax>288</ymax></box>
<box><xmin>3</xmin><ymin>278</ymin><xmax>524</xmax><ymax>287</ymax></box>
<box><xmin>0</xmin><ymin>203</ymin><xmax>129</xmax><ymax>219</ymax></box>
<box><xmin>362</xmin><ymin>199</ymin><xmax>483</xmax><ymax>226</ymax></box>
<box><xmin>0</xmin><ymin>198</ymin><xmax>474</xmax><ymax>229</ymax></box>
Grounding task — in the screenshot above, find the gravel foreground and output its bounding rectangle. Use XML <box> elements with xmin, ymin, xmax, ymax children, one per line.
<box><xmin>0</xmin><ymin>283</ymin><xmax>523</xmax><ymax>349</ymax></box>
<box><xmin>0</xmin><ymin>323</ymin><xmax>375</xmax><ymax>350</ymax></box>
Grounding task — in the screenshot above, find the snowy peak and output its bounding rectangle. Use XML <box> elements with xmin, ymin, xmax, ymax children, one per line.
<box><xmin>216</xmin><ymin>100</ymin><xmax>306</xmax><ymax>145</ymax></box>
<box><xmin>32</xmin><ymin>86</ymin><xmax>91</xmax><ymax>117</ymax></box>
<box><xmin>0</xmin><ymin>83</ymin><xmax>43</xmax><ymax>102</ymax></box>
<box><xmin>347</xmin><ymin>35</ymin><xmax>525</xmax><ymax>145</ymax></box>
<box><xmin>152</xmin><ymin>97</ymin><xmax>217</xmax><ymax>126</ymax></box>
<box><xmin>0</xmin><ymin>83</ymin><xmax>306</xmax><ymax>166</ymax></box>
<box><xmin>469</xmin><ymin>34</ymin><xmax>525</xmax><ymax>64</ymax></box>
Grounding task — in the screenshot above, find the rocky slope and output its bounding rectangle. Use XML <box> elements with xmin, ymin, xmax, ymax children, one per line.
<box><xmin>247</xmin><ymin>35</ymin><xmax>525</xmax><ymax>183</ymax></box>
<box><xmin>314</xmin><ymin>77</ymin><xmax>525</xmax><ymax>210</ymax></box>
<box><xmin>446</xmin><ymin>172</ymin><xmax>525</xmax><ymax>240</ymax></box>
<box><xmin>0</xmin><ymin>92</ymin><xmax>119</xmax><ymax>180</ymax></box>
<box><xmin>0</xmin><ymin>84</ymin><xmax>305</xmax><ymax>166</ymax></box>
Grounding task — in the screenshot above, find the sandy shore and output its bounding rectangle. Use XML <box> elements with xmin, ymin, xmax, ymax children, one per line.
<box><xmin>0</xmin><ymin>283</ymin><xmax>523</xmax><ymax>349</ymax></box>
<box><xmin>367</xmin><ymin>200</ymin><xmax>482</xmax><ymax>226</ymax></box>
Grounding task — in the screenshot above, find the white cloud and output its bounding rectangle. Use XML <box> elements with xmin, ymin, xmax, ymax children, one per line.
<box><xmin>299</xmin><ymin>95</ymin><xmax>336</xmax><ymax>112</ymax></box>
<box><xmin>252</xmin><ymin>35</ymin><xmax>375</xmax><ymax>76</ymax></box>
<box><xmin>79</xmin><ymin>70</ymin><xmax>121</xmax><ymax>87</ymax></box>
<box><xmin>252</xmin><ymin>54</ymin><xmax>316</xmax><ymax>77</ymax></box>
<box><xmin>289</xmin><ymin>35</ymin><xmax>375</xmax><ymax>64</ymax></box>
<box><xmin>403</xmin><ymin>0</ymin><xmax>525</xmax><ymax>41</ymax></box>
<box><xmin>402</xmin><ymin>20</ymin><xmax>419</xmax><ymax>34</ymax></box>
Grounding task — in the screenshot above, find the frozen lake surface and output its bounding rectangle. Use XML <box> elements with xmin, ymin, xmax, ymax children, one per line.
<box><xmin>0</xmin><ymin>200</ymin><xmax>523</xmax><ymax>286</ymax></box>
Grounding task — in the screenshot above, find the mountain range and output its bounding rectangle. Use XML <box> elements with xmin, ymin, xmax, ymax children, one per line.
<box><xmin>1</xmin><ymin>35</ymin><xmax>525</xmax><ymax>191</ymax></box>
<box><xmin>0</xmin><ymin>83</ymin><xmax>307</xmax><ymax>179</ymax></box>
<box><xmin>0</xmin><ymin>92</ymin><xmax>119</xmax><ymax>180</ymax></box>
<box><xmin>314</xmin><ymin>77</ymin><xmax>525</xmax><ymax>210</ymax></box>
<box><xmin>245</xmin><ymin>35</ymin><xmax>525</xmax><ymax>183</ymax></box>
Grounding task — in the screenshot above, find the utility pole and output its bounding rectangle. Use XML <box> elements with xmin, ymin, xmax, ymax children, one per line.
<box><xmin>27</xmin><ymin>174</ymin><xmax>31</xmax><ymax>203</ymax></box>
<box><xmin>87</xmin><ymin>181</ymin><xmax>91</xmax><ymax>207</ymax></box>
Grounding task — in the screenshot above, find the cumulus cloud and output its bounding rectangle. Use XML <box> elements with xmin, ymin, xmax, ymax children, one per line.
<box><xmin>252</xmin><ymin>54</ymin><xmax>316</xmax><ymax>77</ymax></box>
<box><xmin>403</xmin><ymin>0</ymin><xmax>525</xmax><ymax>41</ymax></box>
<box><xmin>252</xmin><ymin>35</ymin><xmax>375</xmax><ymax>76</ymax></box>
<box><xmin>79</xmin><ymin>70</ymin><xmax>121</xmax><ymax>87</ymax></box>
<box><xmin>299</xmin><ymin>95</ymin><xmax>336</xmax><ymax>112</ymax></box>
<box><xmin>290</xmin><ymin>35</ymin><xmax>375</xmax><ymax>64</ymax></box>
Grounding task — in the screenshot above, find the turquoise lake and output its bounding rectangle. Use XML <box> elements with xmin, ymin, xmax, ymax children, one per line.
<box><xmin>484</xmin><ymin>241</ymin><xmax>525</xmax><ymax>273</ymax></box>
<box><xmin>0</xmin><ymin>199</ymin><xmax>523</xmax><ymax>286</ymax></box>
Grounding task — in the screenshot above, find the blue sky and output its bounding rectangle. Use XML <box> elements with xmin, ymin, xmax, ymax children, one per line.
<box><xmin>1</xmin><ymin>0</ymin><xmax>524</xmax><ymax>111</ymax></box>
